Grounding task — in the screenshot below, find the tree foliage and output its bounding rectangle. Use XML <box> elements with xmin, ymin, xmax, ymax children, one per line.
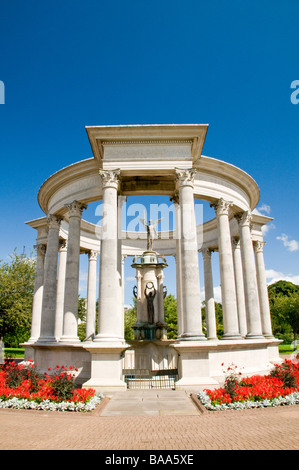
<box><xmin>268</xmin><ymin>281</ymin><xmax>299</xmax><ymax>346</ymax></box>
<box><xmin>164</xmin><ymin>294</ymin><xmax>177</xmax><ymax>339</ymax></box>
<box><xmin>201</xmin><ymin>301</ymin><xmax>223</xmax><ymax>338</ymax></box>
<box><xmin>0</xmin><ymin>249</ymin><xmax>36</xmax><ymax>347</ymax></box>
<box><xmin>124</xmin><ymin>299</ymin><xmax>137</xmax><ymax>340</ymax></box>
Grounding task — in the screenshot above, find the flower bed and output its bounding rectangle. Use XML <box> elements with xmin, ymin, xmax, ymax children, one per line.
<box><xmin>0</xmin><ymin>361</ymin><xmax>102</xmax><ymax>412</ymax></box>
<box><xmin>198</xmin><ymin>359</ymin><xmax>299</xmax><ymax>411</ymax></box>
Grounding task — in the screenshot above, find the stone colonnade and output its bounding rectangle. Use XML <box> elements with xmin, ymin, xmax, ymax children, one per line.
<box><xmin>197</xmin><ymin>209</ymin><xmax>273</xmax><ymax>341</ymax></box>
<box><xmin>174</xmin><ymin>170</ymin><xmax>273</xmax><ymax>342</ymax></box>
<box><xmin>29</xmin><ymin>168</ymin><xmax>273</xmax><ymax>345</ymax></box>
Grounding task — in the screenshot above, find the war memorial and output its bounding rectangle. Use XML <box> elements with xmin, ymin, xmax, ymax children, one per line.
<box><xmin>23</xmin><ymin>124</ymin><xmax>281</xmax><ymax>392</ymax></box>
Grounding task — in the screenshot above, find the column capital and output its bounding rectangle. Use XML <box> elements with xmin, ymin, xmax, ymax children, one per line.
<box><xmin>231</xmin><ymin>237</ymin><xmax>241</xmax><ymax>249</ymax></box>
<box><xmin>235</xmin><ymin>210</ymin><xmax>252</xmax><ymax>227</ymax></box>
<box><xmin>175</xmin><ymin>168</ymin><xmax>197</xmax><ymax>188</ymax></box>
<box><xmin>34</xmin><ymin>243</ymin><xmax>46</xmax><ymax>257</ymax></box>
<box><xmin>170</xmin><ymin>191</ymin><xmax>179</xmax><ymax>204</ymax></box>
<box><xmin>47</xmin><ymin>214</ymin><xmax>63</xmax><ymax>230</ymax></box>
<box><xmin>201</xmin><ymin>247</ymin><xmax>212</xmax><ymax>260</ymax></box>
<box><xmin>210</xmin><ymin>198</ymin><xmax>233</xmax><ymax>216</ymax></box>
<box><xmin>99</xmin><ymin>169</ymin><xmax>121</xmax><ymax>190</ymax></box>
<box><xmin>253</xmin><ymin>240</ymin><xmax>266</xmax><ymax>253</ymax></box>
<box><xmin>88</xmin><ymin>249</ymin><xmax>99</xmax><ymax>261</ymax></box>
<box><xmin>65</xmin><ymin>200</ymin><xmax>87</xmax><ymax>218</ymax></box>
<box><xmin>59</xmin><ymin>240</ymin><xmax>68</xmax><ymax>252</ymax></box>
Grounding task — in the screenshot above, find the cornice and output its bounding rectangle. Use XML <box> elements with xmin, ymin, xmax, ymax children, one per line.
<box><xmin>86</xmin><ymin>124</ymin><xmax>209</xmax><ymax>163</ymax></box>
<box><xmin>195</xmin><ymin>155</ymin><xmax>260</xmax><ymax>211</ymax></box>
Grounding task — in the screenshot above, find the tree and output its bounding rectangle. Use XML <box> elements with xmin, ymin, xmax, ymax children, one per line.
<box><xmin>0</xmin><ymin>249</ymin><xmax>36</xmax><ymax>347</ymax></box>
<box><xmin>164</xmin><ymin>294</ymin><xmax>177</xmax><ymax>339</ymax></box>
<box><xmin>77</xmin><ymin>296</ymin><xmax>87</xmax><ymax>341</ymax></box>
<box><xmin>124</xmin><ymin>299</ymin><xmax>137</xmax><ymax>340</ymax></box>
<box><xmin>268</xmin><ymin>280</ymin><xmax>299</xmax><ymax>298</ymax></box>
<box><xmin>268</xmin><ymin>281</ymin><xmax>299</xmax><ymax>345</ymax></box>
<box><xmin>201</xmin><ymin>301</ymin><xmax>223</xmax><ymax>338</ymax></box>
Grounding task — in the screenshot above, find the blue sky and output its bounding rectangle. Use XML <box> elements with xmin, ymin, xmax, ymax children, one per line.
<box><xmin>0</xmin><ymin>0</ymin><xmax>298</xmax><ymax>305</ymax></box>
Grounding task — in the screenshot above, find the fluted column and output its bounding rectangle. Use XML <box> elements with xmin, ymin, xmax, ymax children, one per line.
<box><xmin>95</xmin><ymin>169</ymin><xmax>123</xmax><ymax>342</ymax></box>
<box><xmin>253</xmin><ymin>240</ymin><xmax>274</xmax><ymax>338</ymax></box>
<box><xmin>232</xmin><ymin>238</ymin><xmax>247</xmax><ymax>337</ymax></box>
<box><xmin>236</xmin><ymin>211</ymin><xmax>263</xmax><ymax>339</ymax></box>
<box><xmin>29</xmin><ymin>244</ymin><xmax>46</xmax><ymax>342</ymax></box>
<box><xmin>211</xmin><ymin>198</ymin><xmax>241</xmax><ymax>339</ymax></box>
<box><xmin>175</xmin><ymin>169</ymin><xmax>205</xmax><ymax>340</ymax></box>
<box><xmin>38</xmin><ymin>215</ymin><xmax>62</xmax><ymax>342</ymax></box>
<box><xmin>54</xmin><ymin>240</ymin><xmax>68</xmax><ymax>340</ymax></box>
<box><xmin>202</xmin><ymin>248</ymin><xmax>217</xmax><ymax>340</ymax></box>
<box><xmin>85</xmin><ymin>250</ymin><xmax>98</xmax><ymax>340</ymax></box>
<box><xmin>61</xmin><ymin>201</ymin><xmax>87</xmax><ymax>343</ymax></box>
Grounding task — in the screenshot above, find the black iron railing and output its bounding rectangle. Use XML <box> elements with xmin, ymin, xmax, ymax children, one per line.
<box><xmin>122</xmin><ymin>368</ymin><xmax>178</xmax><ymax>389</ymax></box>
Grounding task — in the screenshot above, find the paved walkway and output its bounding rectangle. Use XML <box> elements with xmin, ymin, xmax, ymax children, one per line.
<box><xmin>0</xmin><ymin>390</ymin><xmax>298</xmax><ymax>450</ymax></box>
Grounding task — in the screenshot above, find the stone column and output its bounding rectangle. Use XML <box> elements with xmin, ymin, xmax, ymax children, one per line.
<box><xmin>202</xmin><ymin>248</ymin><xmax>217</xmax><ymax>340</ymax></box>
<box><xmin>95</xmin><ymin>169</ymin><xmax>123</xmax><ymax>342</ymax></box>
<box><xmin>232</xmin><ymin>237</ymin><xmax>247</xmax><ymax>337</ymax></box>
<box><xmin>54</xmin><ymin>240</ymin><xmax>68</xmax><ymax>340</ymax></box>
<box><xmin>253</xmin><ymin>240</ymin><xmax>274</xmax><ymax>338</ymax></box>
<box><xmin>28</xmin><ymin>243</ymin><xmax>46</xmax><ymax>342</ymax></box>
<box><xmin>211</xmin><ymin>198</ymin><xmax>241</xmax><ymax>339</ymax></box>
<box><xmin>174</xmin><ymin>197</ymin><xmax>184</xmax><ymax>337</ymax></box>
<box><xmin>61</xmin><ymin>200</ymin><xmax>87</xmax><ymax>343</ymax></box>
<box><xmin>85</xmin><ymin>250</ymin><xmax>98</xmax><ymax>340</ymax></box>
<box><xmin>236</xmin><ymin>211</ymin><xmax>263</xmax><ymax>339</ymax></box>
<box><xmin>175</xmin><ymin>169</ymin><xmax>205</xmax><ymax>340</ymax></box>
<box><xmin>117</xmin><ymin>196</ymin><xmax>126</xmax><ymax>340</ymax></box>
<box><xmin>38</xmin><ymin>215</ymin><xmax>62</xmax><ymax>342</ymax></box>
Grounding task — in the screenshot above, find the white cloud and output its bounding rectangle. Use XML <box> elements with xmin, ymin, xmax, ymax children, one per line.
<box><xmin>276</xmin><ymin>233</ymin><xmax>299</xmax><ymax>252</ymax></box>
<box><xmin>252</xmin><ymin>203</ymin><xmax>275</xmax><ymax>236</ymax></box>
<box><xmin>261</xmin><ymin>222</ymin><xmax>275</xmax><ymax>236</ymax></box>
<box><xmin>265</xmin><ymin>268</ymin><xmax>299</xmax><ymax>285</ymax></box>
<box><xmin>257</xmin><ymin>203</ymin><xmax>271</xmax><ymax>215</ymax></box>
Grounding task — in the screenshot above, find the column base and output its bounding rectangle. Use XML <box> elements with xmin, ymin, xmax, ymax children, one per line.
<box><xmin>92</xmin><ymin>335</ymin><xmax>126</xmax><ymax>343</ymax></box>
<box><xmin>245</xmin><ymin>333</ymin><xmax>265</xmax><ymax>340</ymax></box>
<box><xmin>179</xmin><ymin>333</ymin><xmax>207</xmax><ymax>341</ymax></box>
<box><xmin>36</xmin><ymin>337</ymin><xmax>57</xmax><ymax>344</ymax></box>
<box><xmin>221</xmin><ymin>333</ymin><xmax>243</xmax><ymax>340</ymax></box>
<box><xmin>59</xmin><ymin>335</ymin><xmax>81</xmax><ymax>344</ymax></box>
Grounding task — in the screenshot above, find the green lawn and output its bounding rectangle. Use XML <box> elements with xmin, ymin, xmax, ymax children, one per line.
<box><xmin>4</xmin><ymin>348</ymin><xmax>25</xmax><ymax>359</ymax></box>
<box><xmin>278</xmin><ymin>344</ymin><xmax>299</xmax><ymax>354</ymax></box>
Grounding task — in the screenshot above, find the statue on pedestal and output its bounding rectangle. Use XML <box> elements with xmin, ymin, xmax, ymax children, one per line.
<box><xmin>144</xmin><ymin>282</ymin><xmax>157</xmax><ymax>323</ymax></box>
<box><xmin>139</xmin><ymin>217</ymin><xmax>162</xmax><ymax>251</ymax></box>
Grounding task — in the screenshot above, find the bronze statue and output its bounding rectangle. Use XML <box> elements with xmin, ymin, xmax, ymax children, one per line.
<box><xmin>139</xmin><ymin>217</ymin><xmax>162</xmax><ymax>251</ymax></box>
<box><xmin>144</xmin><ymin>282</ymin><xmax>156</xmax><ymax>323</ymax></box>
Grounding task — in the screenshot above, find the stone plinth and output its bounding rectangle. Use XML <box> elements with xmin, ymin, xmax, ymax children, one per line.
<box><xmin>23</xmin><ymin>342</ymin><xmax>92</xmax><ymax>385</ymax></box>
<box><xmin>172</xmin><ymin>338</ymin><xmax>282</xmax><ymax>391</ymax></box>
<box><xmin>82</xmin><ymin>342</ymin><xmax>130</xmax><ymax>392</ymax></box>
